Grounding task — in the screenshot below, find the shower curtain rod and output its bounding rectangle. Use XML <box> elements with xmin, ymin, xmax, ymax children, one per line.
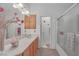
<box><xmin>57</xmin><ymin>3</ymin><xmax>77</xmax><ymax>20</ymax></box>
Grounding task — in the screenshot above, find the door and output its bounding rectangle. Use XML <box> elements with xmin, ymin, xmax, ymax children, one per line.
<box><xmin>40</xmin><ymin>17</ymin><xmax>52</xmax><ymax>48</ymax></box>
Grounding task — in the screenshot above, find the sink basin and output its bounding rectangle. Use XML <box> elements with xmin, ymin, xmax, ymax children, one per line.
<box><xmin>21</xmin><ymin>34</ymin><xmax>33</xmax><ymax>39</ymax></box>
<box><xmin>0</xmin><ymin>44</ymin><xmax>12</xmax><ymax>56</ymax></box>
<box><xmin>4</xmin><ymin>40</ymin><xmax>12</xmax><ymax>51</ymax></box>
<box><xmin>4</xmin><ymin>39</ymin><xmax>18</xmax><ymax>52</ymax></box>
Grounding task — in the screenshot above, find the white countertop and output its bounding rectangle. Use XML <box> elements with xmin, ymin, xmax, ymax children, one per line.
<box><xmin>0</xmin><ymin>34</ymin><xmax>38</xmax><ymax>56</ymax></box>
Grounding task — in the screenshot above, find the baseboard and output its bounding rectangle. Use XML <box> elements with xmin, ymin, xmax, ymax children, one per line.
<box><xmin>56</xmin><ymin>44</ymin><xmax>67</xmax><ymax>56</ymax></box>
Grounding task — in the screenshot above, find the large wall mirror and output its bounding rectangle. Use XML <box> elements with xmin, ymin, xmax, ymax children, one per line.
<box><xmin>5</xmin><ymin>20</ymin><xmax>21</xmax><ymax>39</ymax></box>
<box><xmin>6</xmin><ymin>22</ymin><xmax>18</xmax><ymax>39</ymax></box>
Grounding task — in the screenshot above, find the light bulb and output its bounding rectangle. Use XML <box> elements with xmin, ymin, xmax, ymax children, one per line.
<box><xmin>13</xmin><ymin>4</ymin><xmax>17</xmax><ymax>8</ymax></box>
<box><xmin>21</xmin><ymin>10</ymin><xmax>30</xmax><ymax>15</ymax></box>
<box><xmin>18</xmin><ymin>3</ymin><xmax>23</xmax><ymax>8</ymax></box>
<box><xmin>22</xmin><ymin>11</ymin><xmax>25</xmax><ymax>14</ymax></box>
<box><xmin>25</xmin><ymin>10</ymin><xmax>30</xmax><ymax>14</ymax></box>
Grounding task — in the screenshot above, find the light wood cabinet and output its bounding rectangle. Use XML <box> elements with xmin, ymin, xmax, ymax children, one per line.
<box><xmin>22</xmin><ymin>37</ymin><xmax>38</xmax><ymax>56</ymax></box>
<box><xmin>23</xmin><ymin>46</ymin><xmax>30</xmax><ymax>56</ymax></box>
<box><xmin>24</xmin><ymin>15</ymin><xmax>30</xmax><ymax>29</ymax></box>
<box><xmin>29</xmin><ymin>15</ymin><xmax>36</xmax><ymax>29</ymax></box>
<box><xmin>30</xmin><ymin>42</ymin><xmax>34</xmax><ymax>56</ymax></box>
<box><xmin>33</xmin><ymin>37</ymin><xmax>38</xmax><ymax>55</ymax></box>
<box><xmin>24</xmin><ymin>15</ymin><xmax>36</xmax><ymax>29</ymax></box>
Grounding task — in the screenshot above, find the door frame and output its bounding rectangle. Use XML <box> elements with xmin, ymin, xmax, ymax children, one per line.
<box><xmin>40</xmin><ymin>16</ymin><xmax>52</xmax><ymax>49</ymax></box>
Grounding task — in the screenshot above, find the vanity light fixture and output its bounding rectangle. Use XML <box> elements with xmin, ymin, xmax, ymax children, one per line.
<box><xmin>13</xmin><ymin>3</ymin><xmax>30</xmax><ymax>15</ymax></box>
<box><xmin>13</xmin><ymin>3</ymin><xmax>23</xmax><ymax>8</ymax></box>
<box><xmin>21</xmin><ymin>10</ymin><xmax>30</xmax><ymax>15</ymax></box>
<box><xmin>21</xmin><ymin>7</ymin><xmax>30</xmax><ymax>15</ymax></box>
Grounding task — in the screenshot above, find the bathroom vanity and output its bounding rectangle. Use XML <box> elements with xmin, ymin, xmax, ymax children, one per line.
<box><xmin>0</xmin><ymin>34</ymin><xmax>38</xmax><ymax>56</ymax></box>
<box><xmin>0</xmin><ymin>13</ymin><xmax>38</xmax><ymax>56</ymax></box>
<box><xmin>17</xmin><ymin>36</ymin><xmax>38</xmax><ymax>56</ymax></box>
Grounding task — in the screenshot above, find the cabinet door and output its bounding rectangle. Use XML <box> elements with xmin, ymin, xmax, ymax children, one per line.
<box><xmin>30</xmin><ymin>42</ymin><xmax>34</xmax><ymax>56</ymax></box>
<box><xmin>34</xmin><ymin>38</ymin><xmax>38</xmax><ymax>55</ymax></box>
<box><xmin>33</xmin><ymin>39</ymin><xmax>36</xmax><ymax>55</ymax></box>
<box><xmin>24</xmin><ymin>15</ymin><xmax>36</xmax><ymax>29</ymax></box>
<box><xmin>36</xmin><ymin>37</ymin><xmax>38</xmax><ymax>50</ymax></box>
<box><xmin>23</xmin><ymin>46</ymin><xmax>30</xmax><ymax>56</ymax></box>
<box><xmin>24</xmin><ymin>16</ymin><xmax>30</xmax><ymax>29</ymax></box>
<box><xmin>29</xmin><ymin>38</ymin><xmax>38</xmax><ymax>56</ymax></box>
<box><xmin>29</xmin><ymin>15</ymin><xmax>36</xmax><ymax>29</ymax></box>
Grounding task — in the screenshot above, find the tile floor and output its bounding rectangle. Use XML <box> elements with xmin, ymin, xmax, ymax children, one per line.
<box><xmin>36</xmin><ymin>48</ymin><xmax>59</xmax><ymax>56</ymax></box>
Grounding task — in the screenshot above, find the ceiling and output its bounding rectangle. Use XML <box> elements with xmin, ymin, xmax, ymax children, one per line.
<box><xmin>29</xmin><ymin>3</ymin><xmax>73</xmax><ymax>18</ymax></box>
<box><xmin>0</xmin><ymin>3</ymin><xmax>73</xmax><ymax>19</ymax></box>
